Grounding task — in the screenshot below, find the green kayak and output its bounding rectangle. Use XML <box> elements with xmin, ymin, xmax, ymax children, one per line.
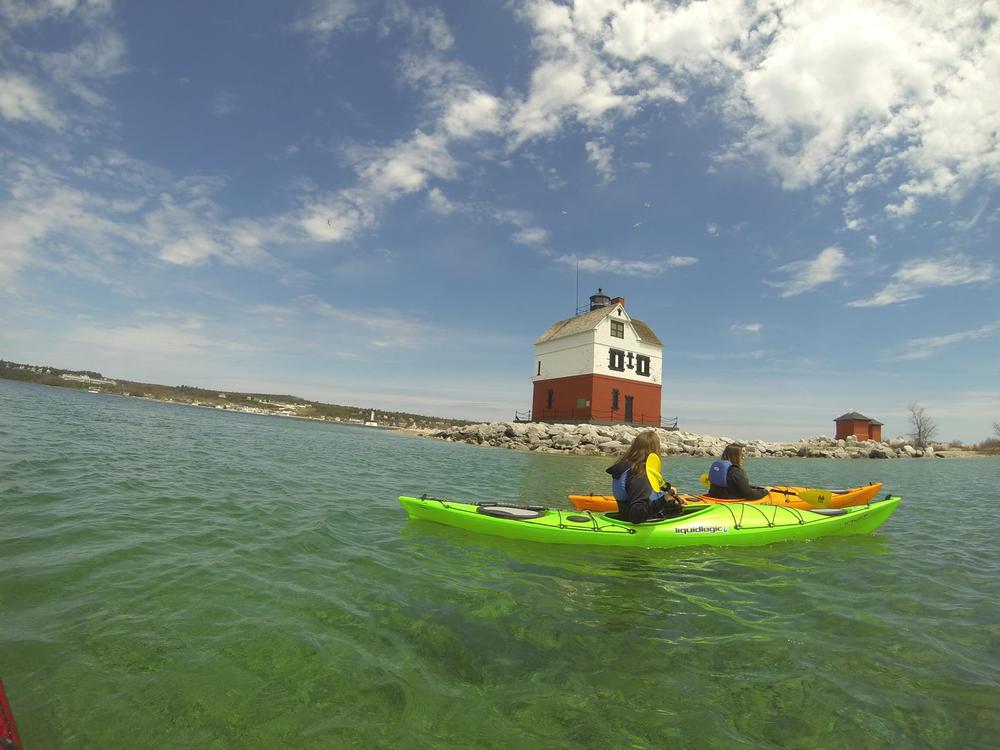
<box><xmin>398</xmin><ymin>494</ymin><xmax>901</xmax><ymax>548</ymax></box>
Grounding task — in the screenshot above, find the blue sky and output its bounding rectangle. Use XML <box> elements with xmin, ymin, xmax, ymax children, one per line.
<box><xmin>1</xmin><ymin>0</ymin><xmax>998</xmax><ymax>442</ymax></box>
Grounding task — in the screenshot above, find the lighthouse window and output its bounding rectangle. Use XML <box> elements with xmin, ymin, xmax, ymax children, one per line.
<box><xmin>608</xmin><ymin>349</ymin><xmax>625</xmax><ymax>371</ymax></box>
<box><xmin>636</xmin><ymin>355</ymin><xmax>650</xmax><ymax>377</ymax></box>
<box><xmin>610</xmin><ymin>320</ymin><xmax>624</xmax><ymax>338</ymax></box>
<box><xmin>546</xmin><ymin>389</ymin><xmax>554</xmax><ymax>409</ymax></box>
<box><xmin>536</xmin><ymin>361</ymin><xmax>541</xmax><ymax>376</ymax></box>
<box><xmin>611</xmin><ymin>389</ymin><xmax>619</xmax><ymax>411</ymax></box>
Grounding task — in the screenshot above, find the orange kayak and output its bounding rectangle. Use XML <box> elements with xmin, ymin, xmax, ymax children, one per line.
<box><xmin>568</xmin><ymin>483</ymin><xmax>884</xmax><ymax>512</ymax></box>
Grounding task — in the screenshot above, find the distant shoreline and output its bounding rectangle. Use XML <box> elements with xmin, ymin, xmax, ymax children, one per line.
<box><xmin>0</xmin><ymin>360</ymin><xmax>469</xmax><ymax>431</ymax></box>
<box><xmin>4</xmin><ymin>364</ymin><xmax>996</xmax><ymax>457</ymax></box>
<box><xmin>7</xmin><ymin>376</ymin><xmax>410</xmax><ymax>430</ymax></box>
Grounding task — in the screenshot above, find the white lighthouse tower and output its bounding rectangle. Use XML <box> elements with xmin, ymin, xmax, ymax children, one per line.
<box><xmin>531</xmin><ymin>289</ymin><xmax>663</xmax><ymax>425</ymax></box>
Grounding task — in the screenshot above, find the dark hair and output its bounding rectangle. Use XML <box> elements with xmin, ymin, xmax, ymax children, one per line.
<box><xmin>622</xmin><ymin>431</ymin><xmax>661</xmax><ymax>477</ymax></box>
<box><xmin>721</xmin><ymin>443</ymin><xmax>744</xmax><ymax>467</ymax></box>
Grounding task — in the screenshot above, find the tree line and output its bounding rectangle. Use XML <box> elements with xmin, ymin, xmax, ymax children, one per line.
<box><xmin>907</xmin><ymin>401</ymin><xmax>1000</xmax><ymax>453</ymax></box>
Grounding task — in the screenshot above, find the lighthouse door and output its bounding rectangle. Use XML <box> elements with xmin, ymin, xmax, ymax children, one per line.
<box><xmin>624</xmin><ymin>395</ymin><xmax>634</xmax><ymax>423</ymax></box>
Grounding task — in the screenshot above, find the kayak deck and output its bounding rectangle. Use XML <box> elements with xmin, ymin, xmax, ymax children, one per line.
<box><xmin>399</xmin><ymin>494</ymin><xmax>901</xmax><ymax>548</ymax></box>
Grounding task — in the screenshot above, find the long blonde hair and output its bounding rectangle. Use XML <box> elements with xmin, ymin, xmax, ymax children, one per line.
<box><xmin>622</xmin><ymin>430</ymin><xmax>661</xmax><ymax>477</ymax></box>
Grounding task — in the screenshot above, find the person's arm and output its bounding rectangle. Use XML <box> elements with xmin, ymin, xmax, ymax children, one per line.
<box><xmin>728</xmin><ymin>466</ymin><xmax>768</xmax><ymax>500</ymax></box>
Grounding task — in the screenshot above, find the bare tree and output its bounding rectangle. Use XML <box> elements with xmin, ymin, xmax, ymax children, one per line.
<box><xmin>907</xmin><ymin>402</ymin><xmax>938</xmax><ymax>448</ymax></box>
<box><xmin>994</xmin><ymin>421</ymin><xmax>1000</xmax><ymax>440</ymax></box>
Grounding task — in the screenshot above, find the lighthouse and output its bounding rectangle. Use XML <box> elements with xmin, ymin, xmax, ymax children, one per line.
<box><xmin>531</xmin><ymin>289</ymin><xmax>663</xmax><ymax>425</ymax></box>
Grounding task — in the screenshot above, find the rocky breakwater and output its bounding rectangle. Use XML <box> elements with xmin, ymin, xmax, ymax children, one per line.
<box><xmin>424</xmin><ymin>422</ymin><xmax>947</xmax><ymax>459</ymax></box>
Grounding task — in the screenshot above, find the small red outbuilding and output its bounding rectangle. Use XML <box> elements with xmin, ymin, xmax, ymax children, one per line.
<box><xmin>834</xmin><ymin>412</ymin><xmax>883</xmax><ymax>441</ymax></box>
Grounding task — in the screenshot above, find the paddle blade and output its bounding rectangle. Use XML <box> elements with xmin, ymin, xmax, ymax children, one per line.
<box><xmin>792</xmin><ymin>488</ymin><xmax>833</xmax><ymax>506</ymax></box>
<box><xmin>699</xmin><ymin>472</ymin><xmax>710</xmax><ymax>488</ymax></box>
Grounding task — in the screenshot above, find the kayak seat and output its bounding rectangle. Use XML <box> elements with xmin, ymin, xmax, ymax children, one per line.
<box><xmin>477</xmin><ymin>505</ymin><xmax>545</xmax><ymax>520</ymax></box>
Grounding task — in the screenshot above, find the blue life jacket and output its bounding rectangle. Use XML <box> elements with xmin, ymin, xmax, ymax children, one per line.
<box><xmin>612</xmin><ymin>468</ymin><xmax>630</xmax><ymax>504</ymax></box>
<box><xmin>708</xmin><ymin>459</ymin><xmax>732</xmax><ymax>487</ymax></box>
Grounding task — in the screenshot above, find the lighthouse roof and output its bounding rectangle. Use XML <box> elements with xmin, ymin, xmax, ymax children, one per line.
<box><xmin>535</xmin><ymin>305</ymin><xmax>662</xmax><ymax>347</ymax></box>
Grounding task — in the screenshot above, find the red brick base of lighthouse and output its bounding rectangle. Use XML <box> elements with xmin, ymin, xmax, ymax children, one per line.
<box><xmin>532</xmin><ymin>374</ymin><xmax>662</xmax><ymax>425</ymax></box>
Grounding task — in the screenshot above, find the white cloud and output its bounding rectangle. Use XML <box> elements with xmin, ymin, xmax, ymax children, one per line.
<box><xmin>739</xmin><ymin>1</ymin><xmax>999</xmax><ymax>207</ymax></box>
<box><xmin>585</xmin><ymin>138</ymin><xmax>615</xmax><ymax>183</ymax></box>
<box><xmin>382</xmin><ymin>2</ymin><xmax>454</xmax><ymax>51</ymax></box>
<box><xmin>441</xmin><ymin>90</ymin><xmax>503</xmax><ymax>139</ymax></box>
<box><xmin>771</xmin><ymin>246</ymin><xmax>847</xmax><ymax>297</ymax></box>
<box><xmin>299</xmin><ymin>192</ymin><xmax>376</xmax><ymax>243</ymax></box>
<box><xmin>426</xmin><ymin>187</ymin><xmax>456</xmax><ymax>215</ymax></box>
<box><xmin>306</xmin><ymin>295</ymin><xmax>430</xmax><ymax>349</ymax></box>
<box><xmin>706</xmin><ymin>223</ymin><xmax>719</xmax><ymax>236</ymax></box>
<box><xmin>0</xmin><ymin>162</ymin><xmax>137</xmax><ymax>288</ymax></box>
<box><xmin>0</xmin><ymin>0</ymin><xmax>125</xmax><ymax>127</ymax></box>
<box><xmin>849</xmin><ymin>253</ymin><xmax>994</xmax><ymax>307</ymax></box>
<box><xmin>70</xmin><ymin>320</ymin><xmax>255</xmax><ymax>356</ymax></box>
<box><xmin>212</xmin><ymin>91</ymin><xmax>239</xmax><ymax>117</ymax></box>
<box><xmin>503</xmin><ymin>1</ymin><xmax>999</xmax><ymax>223</ymax></box>
<box><xmin>0</xmin><ymin>74</ymin><xmax>62</xmax><ymax>128</ymax></box>
<box><xmin>38</xmin><ymin>27</ymin><xmax>127</xmax><ymax>107</ymax></box>
<box><xmin>352</xmin><ymin>130</ymin><xmax>458</xmax><ymax>199</ymax></box>
<box><xmin>731</xmin><ymin>322</ymin><xmax>762</xmax><ymax>334</ymax></box>
<box><xmin>842</xmin><ymin>198</ymin><xmax>865</xmax><ymax>230</ymax></box>
<box><xmin>493</xmin><ymin>209</ymin><xmax>550</xmax><ymax>249</ymax></box>
<box><xmin>506</xmin><ymin>0</ymin><xmax>703</xmax><ymax>146</ymax></box>
<box><xmin>293</xmin><ymin>0</ymin><xmax>363</xmax><ymax>47</ymax></box>
<box><xmin>887</xmin><ymin>321</ymin><xmax>1000</xmax><ymax>361</ymax></box>
<box><xmin>885</xmin><ymin>196</ymin><xmax>918</xmax><ymax>218</ymax></box>
<box><xmin>0</xmin><ymin>0</ymin><xmax>113</xmax><ymax>27</ymax></box>
<box><xmin>0</xmin><ymin>153</ymin><xmax>318</xmax><ymax>291</ymax></box>
<box><xmin>159</xmin><ymin>235</ymin><xmax>226</xmax><ymax>266</ymax></box>
<box><xmin>557</xmin><ymin>253</ymin><xmax>697</xmax><ymax>277</ymax></box>
<box><xmin>512</xmin><ymin>226</ymin><xmax>549</xmax><ymax>246</ymax></box>
<box><xmin>287</xmin><ymin>4</ymin><xmax>482</xmax><ymax>243</ymax></box>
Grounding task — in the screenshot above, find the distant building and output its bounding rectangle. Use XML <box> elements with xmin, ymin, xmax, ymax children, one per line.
<box><xmin>532</xmin><ymin>289</ymin><xmax>663</xmax><ymax>425</ymax></box>
<box><xmin>59</xmin><ymin>373</ymin><xmax>117</xmax><ymax>386</ymax></box>
<box><xmin>834</xmin><ymin>411</ymin><xmax>883</xmax><ymax>441</ymax></box>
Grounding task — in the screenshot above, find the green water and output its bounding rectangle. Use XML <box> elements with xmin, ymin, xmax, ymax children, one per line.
<box><xmin>1</xmin><ymin>379</ymin><xmax>998</xmax><ymax>749</ymax></box>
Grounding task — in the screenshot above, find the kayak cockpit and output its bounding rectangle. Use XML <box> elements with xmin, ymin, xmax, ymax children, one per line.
<box><xmin>602</xmin><ymin>504</ymin><xmax>714</xmax><ymax>525</ymax></box>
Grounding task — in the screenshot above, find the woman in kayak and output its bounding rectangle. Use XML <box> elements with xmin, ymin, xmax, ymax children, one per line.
<box><xmin>606</xmin><ymin>430</ymin><xmax>684</xmax><ymax>523</ymax></box>
<box><xmin>707</xmin><ymin>443</ymin><xmax>771</xmax><ymax>500</ymax></box>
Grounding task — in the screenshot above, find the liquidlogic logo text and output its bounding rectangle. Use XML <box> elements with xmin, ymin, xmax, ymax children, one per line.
<box><xmin>674</xmin><ymin>525</ymin><xmax>729</xmax><ymax>534</ymax></box>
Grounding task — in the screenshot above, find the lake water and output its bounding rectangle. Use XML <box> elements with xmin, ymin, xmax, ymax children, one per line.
<box><xmin>1</xmin><ymin>378</ymin><xmax>998</xmax><ymax>748</ymax></box>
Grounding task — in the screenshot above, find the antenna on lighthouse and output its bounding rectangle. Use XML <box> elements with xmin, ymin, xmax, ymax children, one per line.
<box><xmin>575</xmin><ymin>258</ymin><xmax>579</xmax><ymax>316</ymax></box>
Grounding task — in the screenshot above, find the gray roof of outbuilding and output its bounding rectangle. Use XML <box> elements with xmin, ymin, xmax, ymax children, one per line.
<box><xmin>834</xmin><ymin>411</ymin><xmax>882</xmax><ymax>425</ymax></box>
<box><xmin>535</xmin><ymin>306</ymin><xmax>662</xmax><ymax>347</ymax></box>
